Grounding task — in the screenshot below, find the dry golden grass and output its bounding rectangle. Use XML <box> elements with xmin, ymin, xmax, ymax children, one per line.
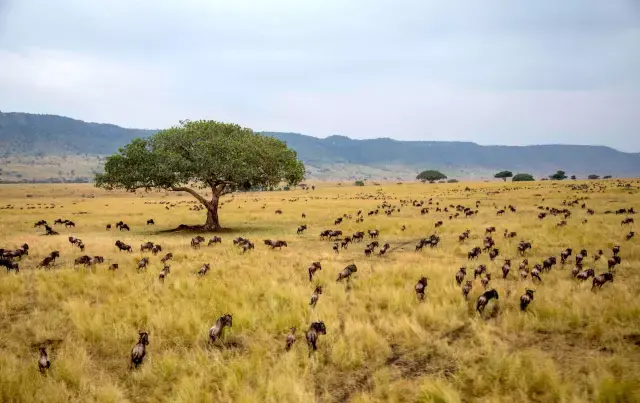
<box><xmin>0</xmin><ymin>180</ymin><xmax>639</xmax><ymax>403</ymax></box>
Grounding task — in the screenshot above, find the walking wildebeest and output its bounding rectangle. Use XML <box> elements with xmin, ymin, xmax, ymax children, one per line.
<box><xmin>208</xmin><ymin>236</ymin><xmax>222</xmax><ymax>246</ymax></box>
<box><xmin>130</xmin><ymin>331</ymin><xmax>149</xmax><ymax>370</ymax></box>
<box><xmin>285</xmin><ymin>327</ymin><xmax>296</xmax><ymax>351</ymax></box>
<box><xmin>415</xmin><ymin>277</ymin><xmax>428</xmax><ymax>301</ymax></box>
<box><xmin>209</xmin><ymin>314</ymin><xmax>233</xmax><ymax>343</ymax></box>
<box><xmin>336</xmin><ymin>264</ymin><xmax>357</xmax><ymax>281</ymax></box>
<box><xmin>476</xmin><ymin>289</ymin><xmax>499</xmax><ymax>314</ymax></box>
<box><xmin>38</xmin><ymin>346</ymin><xmax>51</xmax><ymax>373</ymax></box>
<box><xmin>520</xmin><ymin>289</ymin><xmax>535</xmax><ymax>311</ymax></box>
<box><xmin>309</xmin><ymin>286</ymin><xmax>322</xmax><ymax>308</ymax></box>
<box><xmin>462</xmin><ymin>280</ymin><xmax>473</xmax><ymax>300</ymax></box>
<box><xmin>147</xmin><ymin>219</ymin><xmax>155</xmax><ymax>225</ymax></box>
<box><xmin>455</xmin><ymin>267</ymin><xmax>466</xmax><ymax>285</ymax></box>
<box><xmin>308</xmin><ymin>262</ymin><xmax>322</xmax><ymax>281</ymax></box>
<box><xmin>305</xmin><ymin>321</ymin><xmax>327</xmax><ymax>355</ymax></box>
<box><xmin>592</xmin><ymin>273</ymin><xmax>614</xmax><ymax>291</ymax></box>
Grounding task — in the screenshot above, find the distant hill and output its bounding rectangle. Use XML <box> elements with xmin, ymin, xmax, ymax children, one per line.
<box><xmin>1</xmin><ymin>111</ymin><xmax>640</xmax><ymax>181</ymax></box>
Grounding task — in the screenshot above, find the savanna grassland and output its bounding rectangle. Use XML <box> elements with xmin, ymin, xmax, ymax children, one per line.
<box><xmin>1</xmin><ymin>180</ymin><xmax>639</xmax><ymax>403</ymax></box>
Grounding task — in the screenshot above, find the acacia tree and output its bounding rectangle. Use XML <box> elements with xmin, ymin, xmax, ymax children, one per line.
<box><xmin>416</xmin><ymin>170</ymin><xmax>447</xmax><ymax>183</ymax></box>
<box><xmin>95</xmin><ymin>120</ymin><xmax>305</xmax><ymax>231</ymax></box>
<box><xmin>549</xmin><ymin>170</ymin><xmax>568</xmax><ymax>180</ymax></box>
<box><xmin>512</xmin><ymin>173</ymin><xmax>535</xmax><ymax>182</ymax></box>
<box><xmin>494</xmin><ymin>171</ymin><xmax>513</xmax><ymax>182</ymax></box>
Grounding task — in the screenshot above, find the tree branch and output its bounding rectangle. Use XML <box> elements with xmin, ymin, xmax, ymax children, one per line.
<box><xmin>170</xmin><ymin>186</ymin><xmax>209</xmax><ymax>205</ymax></box>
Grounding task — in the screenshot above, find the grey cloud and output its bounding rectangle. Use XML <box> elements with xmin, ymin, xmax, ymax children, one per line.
<box><xmin>0</xmin><ymin>0</ymin><xmax>639</xmax><ymax>150</ymax></box>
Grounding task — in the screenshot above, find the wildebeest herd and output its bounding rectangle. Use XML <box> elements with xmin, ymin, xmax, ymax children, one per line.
<box><xmin>0</xmin><ymin>181</ymin><xmax>637</xmax><ymax>391</ymax></box>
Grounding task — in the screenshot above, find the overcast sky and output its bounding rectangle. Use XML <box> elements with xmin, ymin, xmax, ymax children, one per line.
<box><xmin>0</xmin><ymin>0</ymin><xmax>639</xmax><ymax>151</ymax></box>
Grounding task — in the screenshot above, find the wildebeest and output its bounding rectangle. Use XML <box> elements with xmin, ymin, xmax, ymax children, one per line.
<box><xmin>341</xmin><ymin>237</ymin><xmax>351</xmax><ymax>249</ymax></box>
<box><xmin>160</xmin><ymin>253</ymin><xmax>173</xmax><ymax>264</ymax></box>
<box><xmin>191</xmin><ymin>236</ymin><xmax>205</xmax><ymax>249</ymax></box>
<box><xmin>434</xmin><ymin>221</ymin><xmax>443</xmax><ymax>228</ymax></box>
<box><xmin>485</xmin><ymin>227</ymin><xmax>496</xmax><ymax>235</ymax></box>
<box><xmin>0</xmin><ymin>258</ymin><xmax>19</xmax><ymax>273</ymax></box>
<box><xmin>612</xmin><ymin>245</ymin><xmax>620</xmax><ymax>256</ymax></box>
<box><xmin>462</xmin><ymin>280</ymin><xmax>473</xmax><ymax>300</ymax></box>
<box><xmin>476</xmin><ymin>289</ymin><xmax>499</xmax><ymax>314</ymax></box>
<box><xmin>415</xmin><ymin>277</ymin><xmax>428</xmax><ymax>300</ymax></box>
<box><xmin>368</xmin><ymin>229</ymin><xmax>379</xmax><ymax>239</ymax></box>
<box><xmin>208</xmin><ymin>236</ymin><xmax>222</xmax><ymax>246</ymax></box>
<box><xmin>109</xmin><ymin>263</ymin><xmax>119</xmax><ymax>271</ymax></box>
<box><xmin>309</xmin><ymin>286</ymin><xmax>322</xmax><ymax>308</ymax></box>
<box><xmin>74</xmin><ymin>255</ymin><xmax>92</xmax><ymax>267</ymax></box>
<box><xmin>336</xmin><ymin>264</ymin><xmax>357</xmax><ymax>282</ymax></box>
<box><xmin>608</xmin><ymin>255</ymin><xmax>621</xmax><ymax>270</ymax></box>
<box><xmin>147</xmin><ymin>219</ymin><xmax>155</xmax><ymax>225</ymax></box>
<box><xmin>489</xmin><ymin>248</ymin><xmax>500</xmax><ymax>261</ymax></box>
<box><xmin>242</xmin><ymin>242</ymin><xmax>255</xmax><ymax>253</ymax></box>
<box><xmin>502</xmin><ymin>259</ymin><xmax>511</xmax><ymax>279</ymax></box>
<box><xmin>130</xmin><ymin>331</ymin><xmax>149</xmax><ymax>369</ymax></box>
<box><xmin>621</xmin><ymin>218</ymin><xmax>634</xmax><ymax>225</ymax></box>
<box><xmin>209</xmin><ymin>314</ymin><xmax>233</xmax><ymax>343</ymax></box>
<box><xmin>308</xmin><ymin>262</ymin><xmax>322</xmax><ymax>281</ymax></box>
<box><xmin>468</xmin><ymin>247</ymin><xmax>482</xmax><ymax>260</ymax></box>
<box><xmin>576</xmin><ymin>268</ymin><xmax>595</xmax><ymax>281</ymax></box>
<box><xmin>119</xmin><ymin>224</ymin><xmax>130</xmax><ymax>231</ymax></box>
<box><xmin>34</xmin><ymin>220</ymin><xmax>47</xmax><ymax>228</ymax></box>
<box><xmin>106</xmin><ymin>224</ymin><xmax>112</xmax><ymax>230</ymax></box>
<box><xmin>159</xmin><ymin>265</ymin><xmax>170</xmax><ymax>282</ymax></box>
<box><xmin>531</xmin><ymin>265</ymin><xmax>542</xmax><ymax>283</ymax></box>
<box><xmin>92</xmin><ymin>256</ymin><xmax>104</xmax><ymax>264</ymax></box>
<box><xmin>352</xmin><ymin>231</ymin><xmax>365</xmax><ymax>242</ymax></box>
<box><xmin>38</xmin><ymin>346</ymin><xmax>51</xmax><ymax>373</ymax></box>
<box><xmin>520</xmin><ymin>289</ymin><xmax>535</xmax><ymax>311</ymax></box>
<box><xmin>328</xmin><ymin>230</ymin><xmax>342</xmax><ymax>240</ymax></box>
<box><xmin>65</xmin><ymin>221</ymin><xmax>75</xmax><ymax>228</ymax></box>
<box><xmin>285</xmin><ymin>327</ymin><xmax>296</xmax><ymax>351</ymax></box>
<box><xmin>197</xmin><ymin>263</ymin><xmax>211</xmax><ymax>276</ymax></box>
<box><xmin>481</xmin><ymin>273</ymin><xmax>492</xmax><ymax>289</ymax></box>
<box><xmin>137</xmin><ymin>257</ymin><xmax>150</xmax><ymax>271</ymax></box>
<box><xmin>542</xmin><ymin>256</ymin><xmax>557</xmax><ymax>271</ymax></box>
<box><xmin>560</xmin><ymin>248</ymin><xmax>573</xmax><ymax>264</ymax></box>
<box><xmin>455</xmin><ymin>267</ymin><xmax>466</xmax><ymax>285</ymax></box>
<box><xmin>378</xmin><ymin>243</ymin><xmax>390</xmax><ymax>256</ymax></box>
<box><xmin>474</xmin><ymin>264</ymin><xmax>487</xmax><ymax>279</ymax></box>
<box><xmin>265</xmin><ymin>240</ymin><xmax>288</xmax><ymax>250</ymax></box>
<box><xmin>297</xmin><ymin>225</ymin><xmax>307</xmax><ymax>234</ymax></box>
<box><xmin>115</xmin><ymin>240</ymin><xmax>132</xmax><ymax>252</ymax></box>
<box><xmin>140</xmin><ymin>242</ymin><xmax>154</xmax><ymax>252</ymax></box>
<box><xmin>627</xmin><ymin>231</ymin><xmax>635</xmax><ymax>240</ymax></box>
<box><xmin>592</xmin><ymin>272</ymin><xmax>614</xmax><ymax>291</ymax></box>
<box><xmin>305</xmin><ymin>321</ymin><xmax>327</xmax><ymax>354</ymax></box>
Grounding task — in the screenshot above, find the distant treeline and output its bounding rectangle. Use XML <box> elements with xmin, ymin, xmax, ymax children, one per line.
<box><xmin>0</xmin><ymin>177</ymin><xmax>92</xmax><ymax>184</ymax></box>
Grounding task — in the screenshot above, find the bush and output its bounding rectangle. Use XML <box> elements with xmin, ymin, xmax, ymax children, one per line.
<box><xmin>447</xmin><ymin>179</ymin><xmax>459</xmax><ymax>183</ymax></box>
<box><xmin>355</xmin><ymin>180</ymin><xmax>365</xmax><ymax>186</ymax></box>
<box><xmin>513</xmin><ymin>173</ymin><xmax>535</xmax><ymax>182</ymax></box>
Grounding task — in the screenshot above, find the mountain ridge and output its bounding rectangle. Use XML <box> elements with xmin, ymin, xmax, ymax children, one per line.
<box><xmin>1</xmin><ymin>111</ymin><xmax>639</xmax><ymax>180</ymax></box>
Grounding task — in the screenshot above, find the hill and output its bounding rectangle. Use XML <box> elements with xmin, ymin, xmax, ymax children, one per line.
<box><xmin>1</xmin><ymin>111</ymin><xmax>639</xmax><ymax>181</ymax></box>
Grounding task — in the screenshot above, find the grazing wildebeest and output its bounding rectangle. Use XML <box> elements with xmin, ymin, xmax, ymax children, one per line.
<box><xmin>415</xmin><ymin>277</ymin><xmax>428</xmax><ymax>301</ymax></box>
<box><xmin>456</xmin><ymin>267</ymin><xmax>466</xmax><ymax>285</ymax></box>
<box><xmin>341</xmin><ymin>237</ymin><xmax>351</xmax><ymax>249</ymax></box>
<box><xmin>434</xmin><ymin>221</ymin><xmax>443</xmax><ymax>228</ymax></box>
<box><xmin>137</xmin><ymin>257</ymin><xmax>150</xmax><ymax>271</ymax></box>
<box><xmin>306</xmin><ymin>321</ymin><xmax>327</xmax><ymax>355</ymax></box>
<box><xmin>368</xmin><ymin>229</ymin><xmax>379</xmax><ymax>239</ymax></box>
<box><xmin>65</xmin><ymin>221</ymin><xmax>75</xmax><ymax>228</ymax></box>
<box><xmin>319</xmin><ymin>230</ymin><xmax>331</xmax><ymax>240</ymax></box>
<box><xmin>476</xmin><ymin>289</ymin><xmax>499</xmax><ymax>314</ymax></box>
<box><xmin>92</xmin><ymin>256</ymin><xmax>104</xmax><ymax>264</ymax></box>
<box><xmin>309</xmin><ymin>286</ymin><xmax>322</xmax><ymax>308</ymax></box>
<box><xmin>198</xmin><ymin>263</ymin><xmax>211</xmax><ymax>276</ymax></box>
<box><xmin>297</xmin><ymin>225</ymin><xmax>307</xmax><ymax>234</ymax></box>
<box><xmin>115</xmin><ymin>240</ymin><xmax>132</xmax><ymax>252</ymax></box>
<box><xmin>592</xmin><ymin>272</ymin><xmax>613</xmax><ymax>291</ymax></box>
<box><xmin>109</xmin><ymin>263</ymin><xmax>119</xmax><ymax>271</ymax></box>
<box><xmin>328</xmin><ymin>230</ymin><xmax>342</xmax><ymax>240</ymax></box>
<box><xmin>242</xmin><ymin>242</ymin><xmax>255</xmax><ymax>253</ymax></box>
<box><xmin>352</xmin><ymin>232</ymin><xmax>365</xmax><ymax>242</ymax></box>
<box><xmin>140</xmin><ymin>242</ymin><xmax>154</xmax><ymax>252</ymax></box>
<box><xmin>119</xmin><ymin>224</ymin><xmax>130</xmax><ymax>231</ymax></box>
<box><xmin>151</xmin><ymin>245</ymin><xmax>162</xmax><ymax>255</ymax></box>
<box><xmin>285</xmin><ymin>327</ymin><xmax>297</xmax><ymax>351</ymax></box>
<box><xmin>147</xmin><ymin>219</ymin><xmax>155</xmax><ymax>225</ymax></box>
<box><xmin>520</xmin><ymin>289</ymin><xmax>535</xmax><ymax>311</ymax></box>
<box><xmin>38</xmin><ymin>346</ymin><xmax>51</xmax><ymax>373</ymax></box>
<box><xmin>130</xmin><ymin>331</ymin><xmax>149</xmax><ymax>370</ymax></box>
<box><xmin>462</xmin><ymin>280</ymin><xmax>473</xmax><ymax>300</ymax></box>
<box><xmin>266</xmin><ymin>240</ymin><xmax>288</xmax><ymax>250</ymax></box>
<box><xmin>208</xmin><ymin>236</ymin><xmax>222</xmax><ymax>246</ymax></box>
<box><xmin>485</xmin><ymin>227</ymin><xmax>496</xmax><ymax>235</ymax></box>
<box><xmin>334</xmin><ymin>218</ymin><xmax>343</xmax><ymax>225</ymax></box>
<box><xmin>37</xmin><ymin>256</ymin><xmax>55</xmax><ymax>269</ymax></box>
<box><xmin>531</xmin><ymin>265</ymin><xmax>542</xmax><ymax>283</ymax></box>
<box><xmin>209</xmin><ymin>314</ymin><xmax>233</xmax><ymax>343</ymax></box>
<box><xmin>336</xmin><ymin>264</ymin><xmax>357</xmax><ymax>282</ymax></box>
<box><xmin>308</xmin><ymin>262</ymin><xmax>322</xmax><ymax>281</ymax></box>
<box><xmin>74</xmin><ymin>255</ymin><xmax>92</xmax><ymax>267</ymax></box>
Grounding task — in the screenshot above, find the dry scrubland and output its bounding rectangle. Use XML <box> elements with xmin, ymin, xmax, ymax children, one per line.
<box><xmin>0</xmin><ymin>181</ymin><xmax>639</xmax><ymax>403</ymax></box>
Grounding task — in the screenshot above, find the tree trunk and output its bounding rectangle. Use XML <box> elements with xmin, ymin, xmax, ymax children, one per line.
<box><xmin>502</xmin><ymin>178</ymin><xmax>507</xmax><ymax>182</ymax></box>
<box><xmin>203</xmin><ymin>195</ymin><xmax>222</xmax><ymax>231</ymax></box>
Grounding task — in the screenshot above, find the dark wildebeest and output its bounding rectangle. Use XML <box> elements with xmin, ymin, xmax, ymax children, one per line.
<box><xmin>481</xmin><ymin>273</ymin><xmax>492</xmax><ymax>289</ymax></box>
<box><xmin>306</xmin><ymin>321</ymin><xmax>327</xmax><ymax>355</ymax></box>
<box><xmin>106</xmin><ymin>224</ymin><xmax>112</xmax><ymax>230</ymax></box>
<box><xmin>319</xmin><ymin>230</ymin><xmax>331</xmax><ymax>240</ymax></box>
<box><xmin>0</xmin><ymin>259</ymin><xmax>19</xmax><ymax>273</ymax></box>
<box><xmin>147</xmin><ymin>219</ymin><xmax>155</xmax><ymax>225</ymax></box>
<box><xmin>485</xmin><ymin>227</ymin><xmax>496</xmax><ymax>235</ymax></box>
<box><xmin>151</xmin><ymin>245</ymin><xmax>162</xmax><ymax>255</ymax></box>
<box><xmin>130</xmin><ymin>331</ymin><xmax>149</xmax><ymax>370</ymax></box>
<box><xmin>560</xmin><ymin>248</ymin><xmax>573</xmax><ymax>265</ymax></box>
<box><xmin>208</xmin><ymin>236</ymin><xmax>222</xmax><ymax>246</ymax></box>
<box><xmin>65</xmin><ymin>221</ymin><xmax>75</xmax><ymax>228</ymax></box>
<box><xmin>542</xmin><ymin>256</ymin><xmax>557</xmax><ymax>272</ymax></box>
<box><xmin>415</xmin><ymin>277</ymin><xmax>428</xmax><ymax>301</ymax></box>
<box><xmin>120</xmin><ymin>224</ymin><xmax>130</xmax><ymax>231</ymax></box>
<box><xmin>297</xmin><ymin>225</ymin><xmax>307</xmax><ymax>234</ymax></box>
<box><xmin>92</xmin><ymin>256</ymin><xmax>104</xmax><ymax>264</ymax></box>
<box><xmin>456</xmin><ymin>267</ymin><xmax>466</xmax><ymax>285</ymax></box>
<box><xmin>308</xmin><ymin>262</ymin><xmax>322</xmax><ymax>281</ymax></box>
<box><xmin>37</xmin><ymin>256</ymin><xmax>55</xmax><ymax>269</ymax></box>
<box><xmin>476</xmin><ymin>289</ymin><xmax>499</xmax><ymax>314</ymax></box>
<box><xmin>242</xmin><ymin>242</ymin><xmax>255</xmax><ymax>253</ymax></box>
<box><xmin>462</xmin><ymin>280</ymin><xmax>473</xmax><ymax>300</ymax></box>
<box><xmin>474</xmin><ymin>264</ymin><xmax>487</xmax><ymax>279</ymax></box>
<box><xmin>621</xmin><ymin>218</ymin><xmax>634</xmax><ymax>225</ymax></box>
<box><xmin>379</xmin><ymin>243</ymin><xmax>390</xmax><ymax>256</ymax></box>
<box><xmin>38</xmin><ymin>346</ymin><xmax>51</xmax><ymax>373</ymax></box>
<box><xmin>115</xmin><ymin>241</ymin><xmax>132</xmax><ymax>252</ymax></box>
<box><xmin>268</xmin><ymin>240</ymin><xmax>288</xmax><ymax>250</ymax></box>
<box><xmin>502</xmin><ymin>259</ymin><xmax>511</xmax><ymax>279</ymax></box>
<box><xmin>627</xmin><ymin>231</ymin><xmax>635</xmax><ymax>240</ymax></box>
<box><xmin>612</xmin><ymin>245</ymin><xmax>620</xmax><ymax>256</ymax></box>
<box><xmin>571</xmin><ymin>263</ymin><xmax>583</xmax><ymax>277</ymax></box>
<box><xmin>518</xmin><ymin>241</ymin><xmax>532</xmax><ymax>255</ymax></box>
<box><xmin>34</xmin><ymin>220</ymin><xmax>47</xmax><ymax>228</ymax></box>
<box><xmin>608</xmin><ymin>256</ymin><xmax>622</xmax><ymax>270</ymax></box>
<box><xmin>468</xmin><ymin>247</ymin><xmax>482</xmax><ymax>260</ymax></box>
<box><xmin>309</xmin><ymin>286</ymin><xmax>322</xmax><ymax>308</ymax></box>
<box><xmin>531</xmin><ymin>265</ymin><xmax>542</xmax><ymax>283</ymax></box>
<box><xmin>285</xmin><ymin>327</ymin><xmax>296</xmax><ymax>351</ymax></box>
<box><xmin>592</xmin><ymin>273</ymin><xmax>614</xmax><ymax>291</ymax></box>
<box><xmin>336</xmin><ymin>264</ymin><xmax>357</xmax><ymax>281</ymax></box>
<box><xmin>159</xmin><ymin>265</ymin><xmax>170</xmax><ymax>282</ymax></box>
<box><xmin>368</xmin><ymin>229</ymin><xmax>379</xmax><ymax>239</ymax></box>
<box><xmin>109</xmin><ymin>263</ymin><xmax>119</xmax><ymax>271</ymax></box>
<box><xmin>74</xmin><ymin>255</ymin><xmax>92</xmax><ymax>267</ymax></box>
<box><xmin>191</xmin><ymin>236</ymin><xmax>205</xmax><ymax>249</ymax></box>
<box><xmin>140</xmin><ymin>242</ymin><xmax>154</xmax><ymax>252</ymax></box>
<box><xmin>209</xmin><ymin>314</ymin><xmax>233</xmax><ymax>343</ymax></box>
<box><xmin>520</xmin><ymin>289</ymin><xmax>535</xmax><ymax>311</ymax></box>
<box><xmin>489</xmin><ymin>248</ymin><xmax>499</xmax><ymax>261</ymax></box>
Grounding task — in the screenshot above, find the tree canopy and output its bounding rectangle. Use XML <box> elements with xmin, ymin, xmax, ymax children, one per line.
<box><xmin>416</xmin><ymin>170</ymin><xmax>447</xmax><ymax>183</ymax></box>
<box><xmin>494</xmin><ymin>171</ymin><xmax>513</xmax><ymax>181</ymax></box>
<box><xmin>95</xmin><ymin>120</ymin><xmax>305</xmax><ymax>230</ymax></box>
<box><xmin>512</xmin><ymin>173</ymin><xmax>535</xmax><ymax>182</ymax></box>
<box><xmin>549</xmin><ymin>170</ymin><xmax>568</xmax><ymax>180</ymax></box>
<box><xmin>588</xmin><ymin>174</ymin><xmax>600</xmax><ymax>180</ymax></box>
